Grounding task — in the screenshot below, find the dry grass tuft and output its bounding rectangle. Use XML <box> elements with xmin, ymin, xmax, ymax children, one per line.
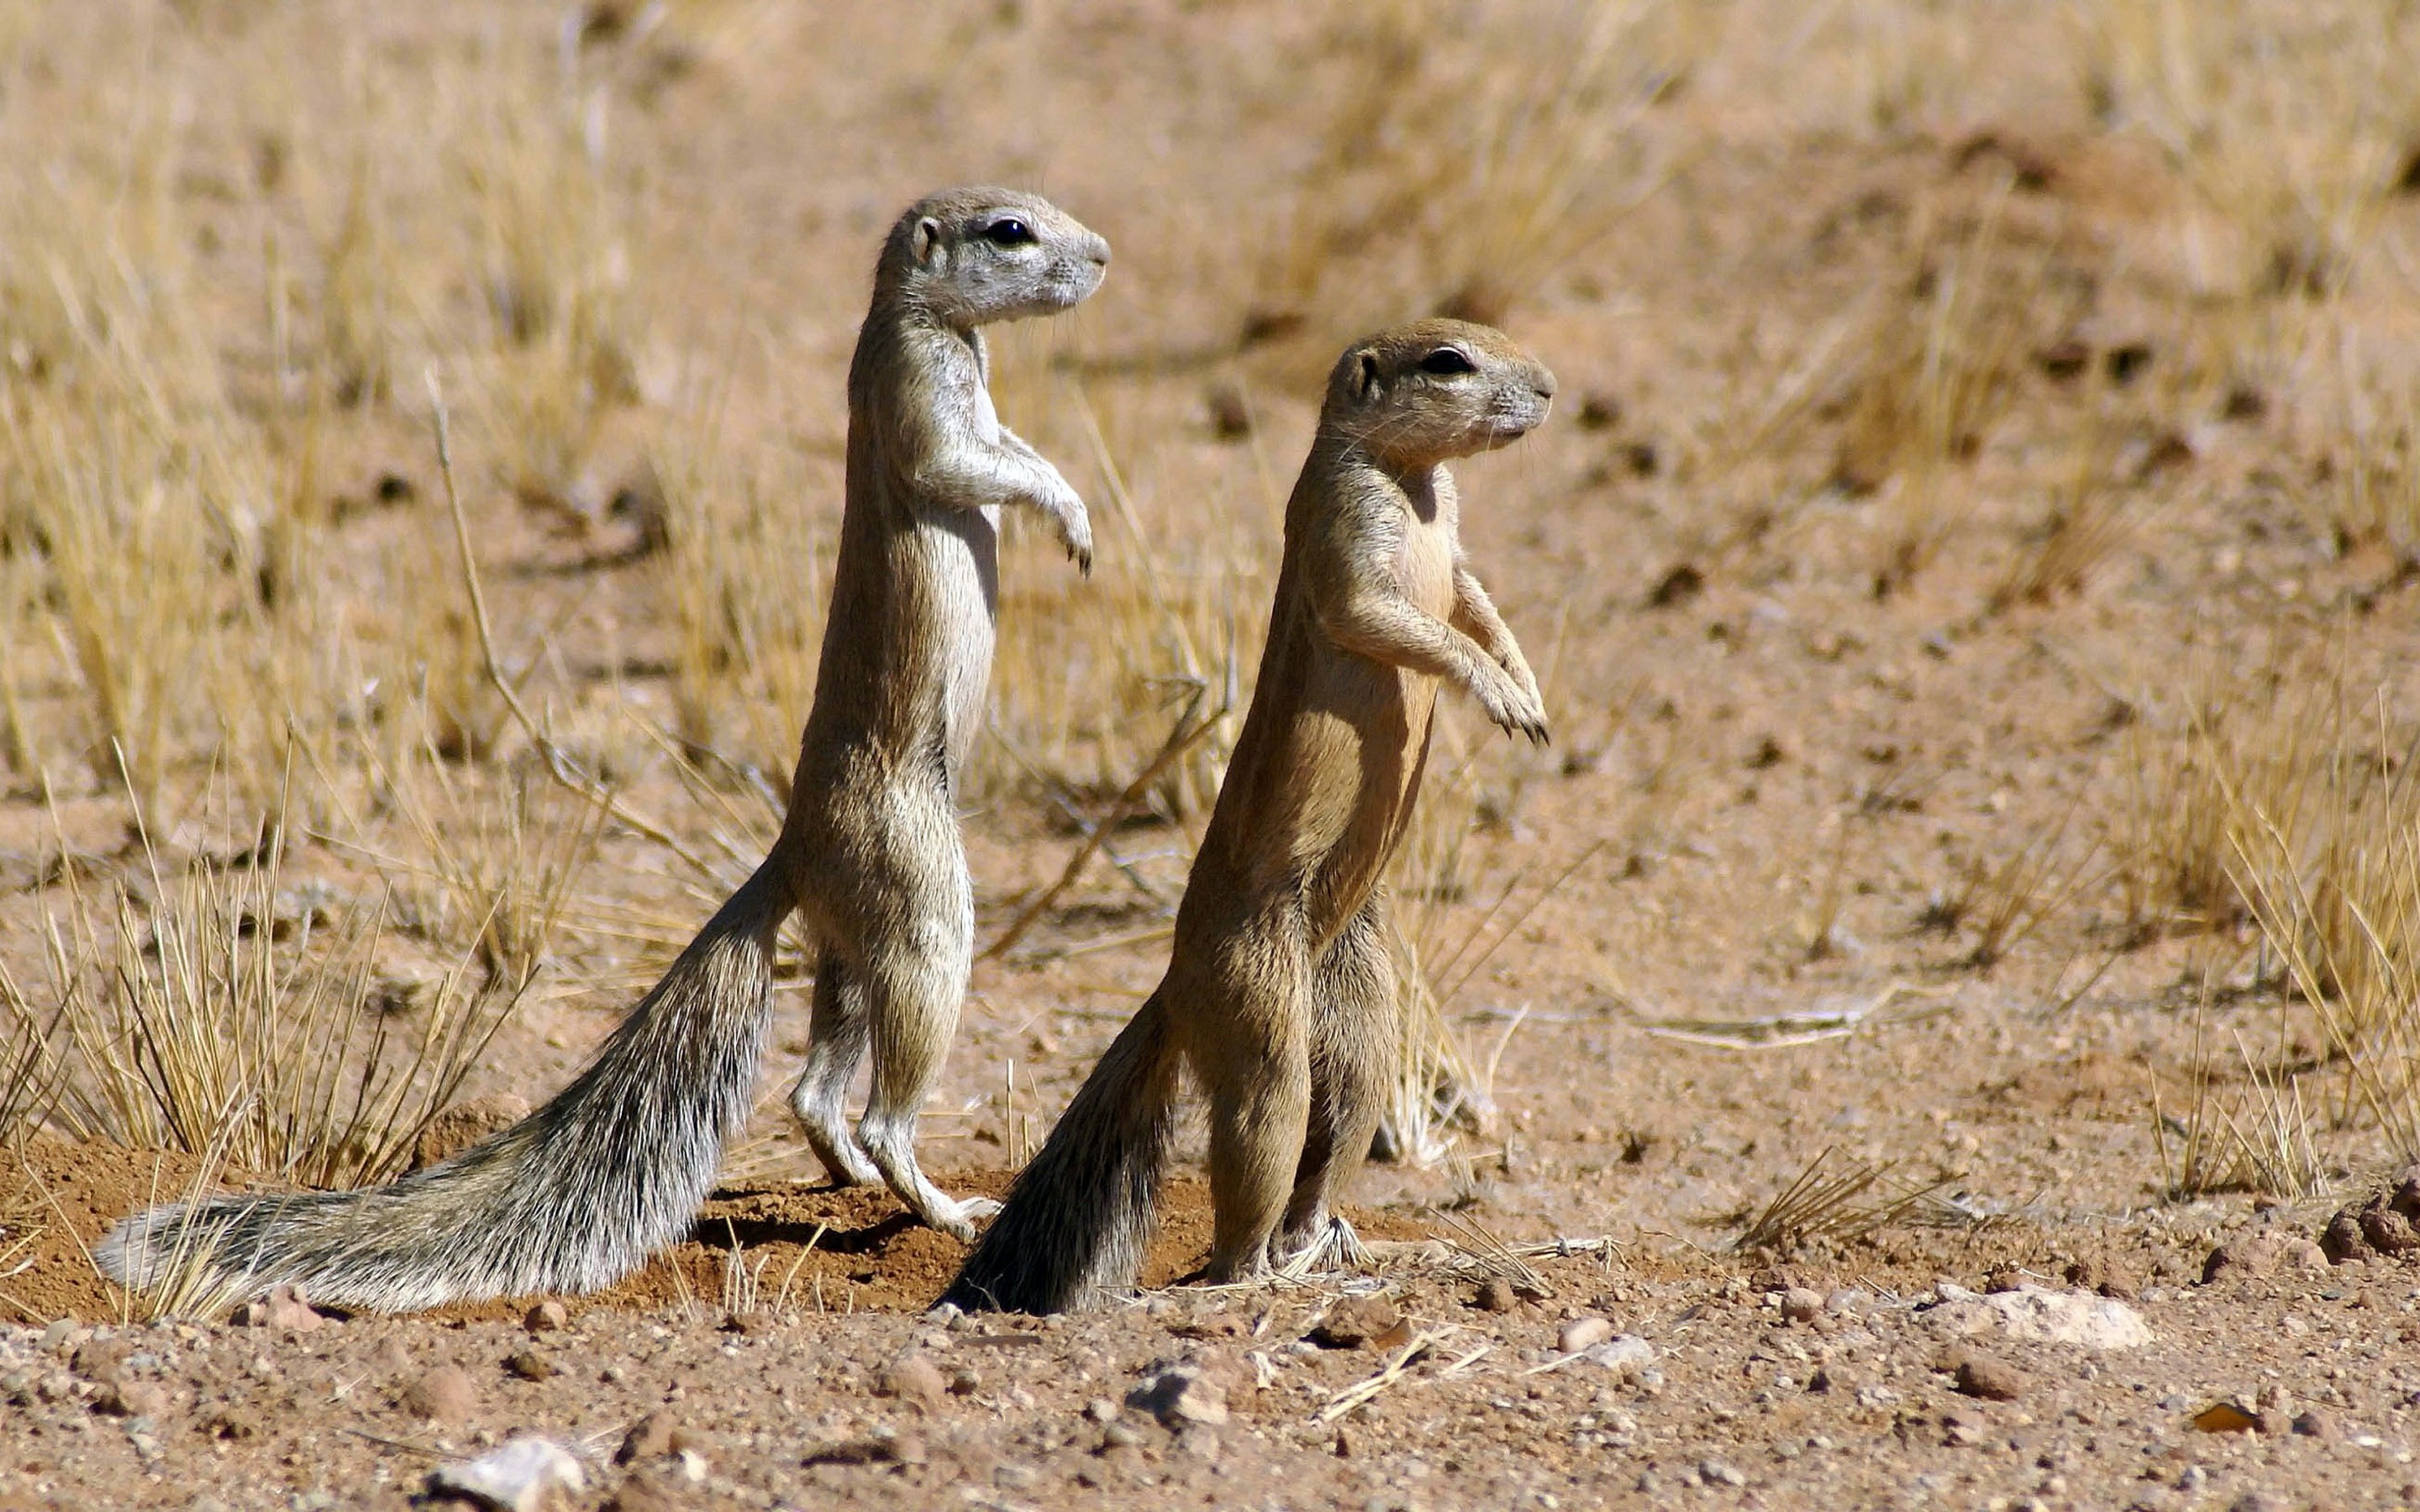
<box><xmin>0</xmin><ymin>992</ymin><xmax>66</xmax><ymax>1148</ymax></box>
<box><xmin>1833</xmin><ymin>187</ymin><xmax>2080</xmax><ymax>596</ymax></box>
<box><xmin>1377</xmin><ymin>785</ymin><xmax>1600</xmax><ymax>1167</ymax></box>
<box><xmin>2125</xmin><ymin>640</ymin><xmax>2420</xmax><ymax>1169</ymax></box>
<box><xmin>2154</xmin><ymin>1011</ymin><xmax>2328</xmax><ymax>1200</ymax></box>
<box><xmin>376</xmin><ymin>754</ymin><xmax>610</xmax><ymax>987</ymax></box>
<box><xmin>2077</xmin><ymin>0</ymin><xmax>2417</xmax><ymax>302</ymax></box>
<box><xmin>1926</xmin><ymin>804</ymin><xmax>2105</xmax><ymax>971</ymax></box>
<box><xmin>1249</xmin><ymin>0</ymin><xmax>1689</xmax><ymax>350</ymax></box>
<box><xmin>976</xmin><ymin>386</ymin><xmax>1260</xmax><ymax>821</ymax></box>
<box><xmin>2305</xmin><ymin>325</ymin><xmax>2420</xmax><ymax>564</ymax></box>
<box><xmin>2218</xmin><ymin>694</ymin><xmax>2420</xmax><ymax>1160</ymax></box>
<box><xmin>651</xmin><ymin>420</ymin><xmax>835</xmax><ymax>785</ymax></box>
<box><xmin>2114</xmin><ymin>656</ymin><xmax>2299</xmax><ymax>940</ymax></box>
<box><xmin>1732</xmin><ymin>1146</ymin><xmax>1954</xmax><ymax>1256</ymax></box>
<box><xmin>1992</xmin><ymin>420</ymin><xmax>2153</xmax><ymax>611</ymax></box>
<box><xmin>0</xmin><ymin>786</ymin><xmax>523</xmax><ymax>1190</ymax></box>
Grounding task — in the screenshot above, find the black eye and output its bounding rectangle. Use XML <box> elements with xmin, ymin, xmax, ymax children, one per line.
<box><xmin>1418</xmin><ymin>348</ymin><xmax>1477</xmax><ymax>375</ymax></box>
<box><xmin>981</xmin><ymin>218</ymin><xmax>1036</xmax><ymax>247</ymax></box>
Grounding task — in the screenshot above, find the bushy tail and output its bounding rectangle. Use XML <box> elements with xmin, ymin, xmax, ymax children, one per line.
<box><xmin>97</xmin><ymin>862</ymin><xmax>793</xmax><ymax>1313</ymax></box>
<box><xmin>943</xmin><ymin>991</ymin><xmax>1181</xmax><ymax>1314</ymax></box>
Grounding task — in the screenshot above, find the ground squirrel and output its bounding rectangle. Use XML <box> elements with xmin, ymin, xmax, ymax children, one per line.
<box><xmin>100</xmin><ymin>187</ymin><xmax>1110</xmax><ymax>1311</ymax></box>
<box><xmin>945</xmin><ymin>319</ymin><xmax>1555</xmax><ymax>1313</ymax></box>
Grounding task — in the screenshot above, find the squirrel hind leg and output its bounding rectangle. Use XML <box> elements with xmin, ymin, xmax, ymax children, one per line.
<box><xmin>860</xmin><ymin>1121</ymin><xmax>993</xmax><ymax>1242</ymax></box>
<box><xmin>853</xmin><ymin>917</ymin><xmax>990</xmax><ymax>1240</ymax></box>
<box><xmin>792</xmin><ymin>950</ymin><xmax>880</xmax><ymax>1186</ymax></box>
<box><xmin>1279</xmin><ymin>900</ymin><xmax>1397</xmax><ymax>1258</ymax></box>
<box><xmin>1199</xmin><ymin>1021</ymin><xmax>1313</xmax><ymax>1284</ymax></box>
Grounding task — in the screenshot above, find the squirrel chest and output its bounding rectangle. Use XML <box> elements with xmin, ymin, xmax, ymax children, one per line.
<box><xmin>1392</xmin><ymin>469</ymin><xmax>1460</xmax><ymax>621</ymax></box>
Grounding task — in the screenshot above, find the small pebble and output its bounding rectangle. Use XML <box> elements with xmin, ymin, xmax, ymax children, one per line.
<box><xmin>1473</xmin><ymin>1279</ymin><xmax>1518</xmax><ymax>1313</ymax></box>
<box><xmin>1952</xmin><ymin>1351</ymin><xmax>2028</xmax><ymax>1402</ymax></box>
<box><xmin>1310</xmin><ymin>1294</ymin><xmax>1402</xmax><ymax>1349</ymax></box>
<box><xmin>92</xmin><ymin>1379</ymin><xmax>168</xmax><ymax>1419</ymax></box>
<box><xmin>617</xmin><ymin>1410</ymin><xmax>676</xmax><ymax>1464</ymax></box>
<box><xmin>504</xmin><ymin>1349</ymin><xmax>558</xmax><ymax>1382</ymax></box>
<box><xmin>401</xmin><ymin>1365</ymin><xmax>478</xmax><ymax>1425</ymax></box>
<box><xmin>1587</xmin><ymin>1335</ymin><xmax>1655</xmax><ymax>1376</ymax></box>
<box><xmin>1780</xmin><ymin>1288</ymin><xmax>1825</xmax><ymax>1325</ymax></box>
<box><xmin>523</xmin><ymin>1300</ymin><xmax>568</xmax><ymax>1334</ymax></box>
<box><xmin>1130</xmin><ymin>1365</ymin><xmax>1228</xmax><ymax>1427</ymax></box>
<box><xmin>2291</xmin><ymin>1408</ymin><xmax>2338</xmax><ymax>1441</ymax></box>
<box><xmin>879</xmin><ymin>1353</ymin><xmax>948</xmax><ymax>1409</ymax></box>
<box><xmin>71</xmin><ymin>1338</ymin><xmax>132</xmax><ymax>1384</ymax></box>
<box><xmin>236</xmin><ymin>1284</ymin><xmax>324</xmax><ymax>1333</ymax></box>
<box><xmin>2191</xmin><ymin>1401</ymin><xmax>2259</xmax><ymax>1434</ymax></box>
<box><xmin>1698</xmin><ymin>1459</ymin><xmax>1747</xmax><ymax>1488</ymax></box>
<box><xmin>204</xmin><ymin>1408</ymin><xmax>258</xmax><ymax>1441</ymax></box>
<box><xmin>1559</xmin><ymin>1316</ymin><xmax>1614</xmax><ymax>1354</ymax></box>
<box><xmin>426</xmin><ymin>1435</ymin><xmax>585</xmax><ymax>1512</ymax></box>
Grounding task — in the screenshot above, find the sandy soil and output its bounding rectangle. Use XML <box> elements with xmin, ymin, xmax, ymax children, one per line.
<box><xmin>8</xmin><ymin>1137</ymin><xmax>2420</xmax><ymax>1512</ymax></box>
<box><xmin>6</xmin><ymin>0</ymin><xmax>2420</xmax><ymax>1507</ymax></box>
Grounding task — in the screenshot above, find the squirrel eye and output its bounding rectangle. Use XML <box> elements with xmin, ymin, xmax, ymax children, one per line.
<box><xmin>1418</xmin><ymin>347</ymin><xmax>1477</xmax><ymax>375</ymax></box>
<box><xmin>981</xmin><ymin>218</ymin><xmax>1036</xmax><ymax>247</ymax></box>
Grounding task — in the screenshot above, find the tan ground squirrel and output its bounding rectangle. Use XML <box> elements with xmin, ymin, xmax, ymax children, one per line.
<box><xmin>100</xmin><ymin>187</ymin><xmax>1110</xmax><ymax>1311</ymax></box>
<box><xmin>945</xmin><ymin>319</ymin><xmax>1554</xmax><ymax>1313</ymax></box>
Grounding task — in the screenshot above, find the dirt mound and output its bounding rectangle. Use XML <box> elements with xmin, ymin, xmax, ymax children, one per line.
<box><xmin>583</xmin><ymin>1170</ymin><xmax>1238</xmax><ymax>1320</ymax></box>
<box><xmin>2318</xmin><ymin>1163</ymin><xmax>2420</xmax><ymax>1264</ymax></box>
<box><xmin>1</xmin><ymin>1135</ymin><xmax>263</xmax><ymax>1325</ymax></box>
<box><xmin>2</xmin><ymin>1136</ymin><xmax>1426</xmax><ymax>1324</ymax></box>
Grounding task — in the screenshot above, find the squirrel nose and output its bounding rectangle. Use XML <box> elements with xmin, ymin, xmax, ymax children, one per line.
<box><xmin>1531</xmin><ymin>366</ymin><xmax>1559</xmax><ymax>402</ymax></box>
<box><xmin>1086</xmin><ymin>234</ymin><xmax>1111</xmax><ymax>268</ymax></box>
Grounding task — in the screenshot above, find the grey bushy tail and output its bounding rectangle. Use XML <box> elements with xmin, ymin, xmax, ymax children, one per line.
<box><xmin>943</xmin><ymin>993</ymin><xmax>1182</xmax><ymax>1314</ymax></box>
<box><xmin>97</xmin><ymin>863</ymin><xmax>792</xmax><ymax>1313</ymax></box>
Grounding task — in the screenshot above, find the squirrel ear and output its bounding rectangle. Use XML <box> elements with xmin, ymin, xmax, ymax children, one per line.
<box><xmin>1354</xmin><ymin>352</ymin><xmax>1381</xmax><ymax>402</ymax></box>
<box><xmin>911</xmin><ymin>217</ymin><xmax>944</xmax><ymax>267</ymax></box>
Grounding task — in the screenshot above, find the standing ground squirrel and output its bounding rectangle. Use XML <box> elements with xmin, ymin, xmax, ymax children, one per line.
<box><xmin>945</xmin><ymin>318</ymin><xmax>1555</xmax><ymax>1314</ymax></box>
<box><xmin>99</xmin><ymin>187</ymin><xmax>1110</xmax><ymax>1311</ymax></box>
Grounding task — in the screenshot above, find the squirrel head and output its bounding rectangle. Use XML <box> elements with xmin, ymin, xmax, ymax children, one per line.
<box><xmin>880</xmin><ymin>187</ymin><xmax>1111</xmax><ymax>328</ymax></box>
<box><xmin>1321</xmin><ymin>319</ymin><xmax>1557</xmax><ymax>470</ymax></box>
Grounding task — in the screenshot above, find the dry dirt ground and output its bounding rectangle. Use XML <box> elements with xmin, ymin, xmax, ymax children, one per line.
<box><xmin>7</xmin><ymin>1</ymin><xmax>2420</xmax><ymax>1508</ymax></box>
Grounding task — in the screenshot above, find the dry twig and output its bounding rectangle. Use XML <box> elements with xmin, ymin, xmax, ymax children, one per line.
<box><xmin>1318</xmin><ymin>1331</ymin><xmax>1440</xmax><ymax>1424</ymax></box>
<box><xmin>427</xmin><ymin>371</ymin><xmax>718</xmax><ymax>884</ymax></box>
